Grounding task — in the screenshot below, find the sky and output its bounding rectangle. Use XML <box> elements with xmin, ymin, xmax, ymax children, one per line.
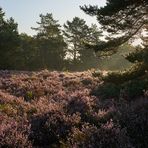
<box><xmin>0</xmin><ymin>0</ymin><xmax>106</xmax><ymax>36</ymax></box>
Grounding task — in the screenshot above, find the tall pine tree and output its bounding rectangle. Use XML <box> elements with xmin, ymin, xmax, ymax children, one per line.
<box><xmin>32</xmin><ymin>13</ymin><xmax>66</xmax><ymax>70</ymax></box>
<box><xmin>63</xmin><ymin>17</ymin><xmax>102</xmax><ymax>70</ymax></box>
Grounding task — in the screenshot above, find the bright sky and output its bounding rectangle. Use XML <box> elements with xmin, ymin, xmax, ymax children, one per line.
<box><xmin>0</xmin><ymin>0</ymin><xmax>106</xmax><ymax>36</ymax></box>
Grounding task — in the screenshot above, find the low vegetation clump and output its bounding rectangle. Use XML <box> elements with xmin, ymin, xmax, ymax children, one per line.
<box><xmin>0</xmin><ymin>70</ymin><xmax>148</xmax><ymax>148</ymax></box>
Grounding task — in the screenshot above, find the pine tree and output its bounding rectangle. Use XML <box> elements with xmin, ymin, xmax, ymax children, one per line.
<box><xmin>63</xmin><ymin>17</ymin><xmax>102</xmax><ymax>70</ymax></box>
<box><xmin>0</xmin><ymin>8</ymin><xmax>20</xmax><ymax>69</ymax></box>
<box><xmin>81</xmin><ymin>0</ymin><xmax>148</xmax><ymax>82</ymax></box>
<box><xmin>32</xmin><ymin>13</ymin><xmax>66</xmax><ymax>70</ymax></box>
<box><xmin>18</xmin><ymin>33</ymin><xmax>38</xmax><ymax>70</ymax></box>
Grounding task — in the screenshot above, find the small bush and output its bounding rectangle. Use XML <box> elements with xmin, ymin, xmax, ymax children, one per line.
<box><xmin>26</xmin><ymin>107</ymin><xmax>37</xmax><ymax>117</ymax></box>
<box><xmin>66</xmin><ymin>91</ymin><xmax>95</xmax><ymax>115</ymax></box>
<box><xmin>30</xmin><ymin>111</ymin><xmax>81</xmax><ymax>147</ymax></box>
<box><xmin>0</xmin><ymin>116</ymin><xmax>32</xmax><ymax>148</ymax></box>
<box><xmin>66</xmin><ymin>121</ymin><xmax>132</xmax><ymax>148</ymax></box>
<box><xmin>91</xmin><ymin>83</ymin><xmax>120</xmax><ymax>99</ymax></box>
<box><xmin>24</xmin><ymin>91</ymin><xmax>34</xmax><ymax>102</ymax></box>
<box><xmin>122</xmin><ymin>79</ymin><xmax>148</xmax><ymax>99</ymax></box>
<box><xmin>118</xmin><ymin>98</ymin><xmax>148</xmax><ymax>148</ymax></box>
<box><xmin>0</xmin><ymin>104</ymin><xmax>17</xmax><ymax>117</ymax></box>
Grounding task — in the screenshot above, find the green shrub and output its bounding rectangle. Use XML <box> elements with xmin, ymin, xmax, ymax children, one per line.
<box><xmin>27</xmin><ymin>107</ymin><xmax>37</xmax><ymax>117</ymax></box>
<box><xmin>122</xmin><ymin>78</ymin><xmax>148</xmax><ymax>99</ymax></box>
<box><xmin>103</xmin><ymin>64</ymin><xmax>147</xmax><ymax>84</ymax></box>
<box><xmin>91</xmin><ymin>83</ymin><xmax>121</xmax><ymax>99</ymax></box>
<box><xmin>24</xmin><ymin>91</ymin><xmax>34</xmax><ymax>102</ymax></box>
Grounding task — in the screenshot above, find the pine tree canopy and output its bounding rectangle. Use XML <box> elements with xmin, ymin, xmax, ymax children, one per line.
<box><xmin>81</xmin><ymin>0</ymin><xmax>148</xmax><ymax>82</ymax></box>
<box><xmin>81</xmin><ymin>0</ymin><xmax>148</xmax><ymax>52</ymax></box>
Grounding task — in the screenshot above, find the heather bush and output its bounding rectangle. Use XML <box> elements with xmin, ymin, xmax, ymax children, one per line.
<box><xmin>66</xmin><ymin>90</ymin><xmax>95</xmax><ymax>115</ymax></box>
<box><xmin>117</xmin><ymin>98</ymin><xmax>148</xmax><ymax>148</ymax></box>
<box><xmin>0</xmin><ymin>115</ymin><xmax>32</xmax><ymax>148</ymax></box>
<box><xmin>26</xmin><ymin>107</ymin><xmax>37</xmax><ymax>117</ymax></box>
<box><xmin>0</xmin><ymin>104</ymin><xmax>17</xmax><ymax>117</ymax></box>
<box><xmin>30</xmin><ymin>111</ymin><xmax>81</xmax><ymax>147</ymax></box>
<box><xmin>84</xmin><ymin>107</ymin><xmax>117</xmax><ymax>128</ymax></box>
<box><xmin>0</xmin><ymin>70</ymin><xmax>147</xmax><ymax>147</ymax></box>
<box><xmin>66</xmin><ymin>121</ymin><xmax>132</xmax><ymax>148</ymax></box>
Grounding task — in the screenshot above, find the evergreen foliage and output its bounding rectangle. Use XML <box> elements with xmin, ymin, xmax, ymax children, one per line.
<box><xmin>63</xmin><ymin>17</ymin><xmax>102</xmax><ymax>70</ymax></box>
<box><xmin>0</xmin><ymin>8</ymin><xmax>20</xmax><ymax>69</ymax></box>
<box><xmin>98</xmin><ymin>43</ymin><xmax>134</xmax><ymax>70</ymax></box>
<box><xmin>81</xmin><ymin>0</ymin><xmax>148</xmax><ymax>82</ymax></box>
<box><xmin>32</xmin><ymin>13</ymin><xmax>67</xmax><ymax>70</ymax></box>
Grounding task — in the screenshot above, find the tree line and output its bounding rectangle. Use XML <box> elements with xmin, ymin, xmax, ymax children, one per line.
<box><xmin>0</xmin><ymin>8</ymin><xmax>102</xmax><ymax>71</ymax></box>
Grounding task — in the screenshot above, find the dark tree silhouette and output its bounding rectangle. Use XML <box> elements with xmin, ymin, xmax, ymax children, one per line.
<box><xmin>81</xmin><ymin>0</ymin><xmax>148</xmax><ymax>82</ymax></box>
<box><xmin>32</xmin><ymin>13</ymin><xmax>67</xmax><ymax>70</ymax></box>
<box><xmin>0</xmin><ymin>8</ymin><xmax>20</xmax><ymax>69</ymax></box>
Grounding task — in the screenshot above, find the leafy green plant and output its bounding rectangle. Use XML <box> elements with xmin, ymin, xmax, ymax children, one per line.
<box><xmin>24</xmin><ymin>91</ymin><xmax>34</xmax><ymax>101</ymax></box>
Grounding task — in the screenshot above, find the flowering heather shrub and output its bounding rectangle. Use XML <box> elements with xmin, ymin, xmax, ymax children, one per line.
<box><xmin>0</xmin><ymin>70</ymin><xmax>147</xmax><ymax>147</ymax></box>
<box><xmin>0</xmin><ymin>104</ymin><xmax>18</xmax><ymax>117</ymax></box>
<box><xmin>66</xmin><ymin>121</ymin><xmax>132</xmax><ymax>148</ymax></box>
<box><xmin>84</xmin><ymin>107</ymin><xmax>117</xmax><ymax>127</ymax></box>
<box><xmin>0</xmin><ymin>115</ymin><xmax>32</xmax><ymax>147</ymax></box>
<box><xmin>0</xmin><ymin>90</ymin><xmax>17</xmax><ymax>104</ymax></box>
<box><xmin>30</xmin><ymin>111</ymin><xmax>81</xmax><ymax>147</ymax></box>
<box><xmin>66</xmin><ymin>90</ymin><xmax>95</xmax><ymax>114</ymax></box>
<box><xmin>117</xmin><ymin>98</ymin><xmax>148</xmax><ymax>148</ymax></box>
